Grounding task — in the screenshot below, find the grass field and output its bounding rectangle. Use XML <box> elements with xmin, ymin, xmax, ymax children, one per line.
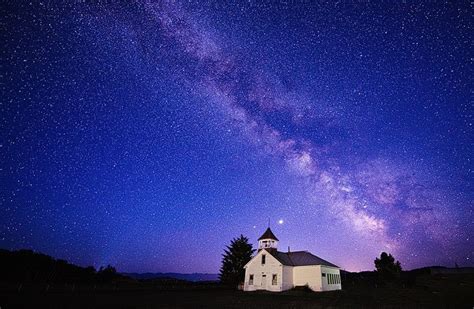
<box><xmin>1</xmin><ymin>274</ymin><xmax>473</xmax><ymax>308</ymax></box>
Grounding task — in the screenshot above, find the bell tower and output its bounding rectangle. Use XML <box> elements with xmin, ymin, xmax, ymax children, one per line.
<box><xmin>258</xmin><ymin>227</ymin><xmax>279</xmax><ymax>252</ymax></box>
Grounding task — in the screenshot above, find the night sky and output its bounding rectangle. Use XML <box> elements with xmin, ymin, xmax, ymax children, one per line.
<box><xmin>1</xmin><ymin>1</ymin><xmax>472</xmax><ymax>273</ymax></box>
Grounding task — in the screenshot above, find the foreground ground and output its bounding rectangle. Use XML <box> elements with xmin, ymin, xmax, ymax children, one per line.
<box><xmin>1</xmin><ymin>274</ymin><xmax>473</xmax><ymax>308</ymax></box>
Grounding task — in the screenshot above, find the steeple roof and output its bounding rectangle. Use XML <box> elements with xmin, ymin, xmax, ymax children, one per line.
<box><xmin>258</xmin><ymin>227</ymin><xmax>279</xmax><ymax>241</ymax></box>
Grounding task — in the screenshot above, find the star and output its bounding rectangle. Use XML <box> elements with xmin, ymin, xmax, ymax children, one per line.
<box><xmin>0</xmin><ymin>0</ymin><xmax>471</xmax><ymax>273</ymax></box>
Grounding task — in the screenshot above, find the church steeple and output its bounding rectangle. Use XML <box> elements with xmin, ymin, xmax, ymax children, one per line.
<box><xmin>258</xmin><ymin>227</ymin><xmax>278</xmax><ymax>252</ymax></box>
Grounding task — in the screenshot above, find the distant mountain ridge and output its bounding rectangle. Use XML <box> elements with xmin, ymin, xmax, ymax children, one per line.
<box><xmin>122</xmin><ymin>272</ymin><xmax>219</xmax><ymax>282</ymax></box>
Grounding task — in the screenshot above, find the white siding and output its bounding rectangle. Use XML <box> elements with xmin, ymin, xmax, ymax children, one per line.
<box><xmin>243</xmin><ymin>250</ymin><xmax>283</xmax><ymax>292</ymax></box>
<box><xmin>243</xmin><ymin>250</ymin><xmax>342</xmax><ymax>293</ymax></box>
<box><xmin>320</xmin><ymin>266</ymin><xmax>342</xmax><ymax>291</ymax></box>
<box><xmin>293</xmin><ymin>265</ymin><xmax>322</xmax><ymax>291</ymax></box>
<box><xmin>281</xmin><ymin>265</ymin><xmax>294</xmax><ymax>291</ymax></box>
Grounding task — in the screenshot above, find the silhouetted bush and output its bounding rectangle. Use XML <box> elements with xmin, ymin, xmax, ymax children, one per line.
<box><xmin>97</xmin><ymin>265</ymin><xmax>118</xmax><ymax>282</ymax></box>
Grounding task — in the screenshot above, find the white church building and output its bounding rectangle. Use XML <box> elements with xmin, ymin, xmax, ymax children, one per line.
<box><xmin>243</xmin><ymin>228</ymin><xmax>342</xmax><ymax>292</ymax></box>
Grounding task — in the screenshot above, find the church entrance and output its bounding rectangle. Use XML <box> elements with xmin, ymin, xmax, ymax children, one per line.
<box><xmin>261</xmin><ymin>274</ymin><xmax>267</xmax><ymax>289</ymax></box>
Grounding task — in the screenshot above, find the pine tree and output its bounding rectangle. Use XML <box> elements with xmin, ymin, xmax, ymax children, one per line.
<box><xmin>219</xmin><ymin>235</ymin><xmax>255</xmax><ymax>286</ymax></box>
<box><xmin>374</xmin><ymin>252</ymin><xmax>402</xmax><ymax>280</ymax></box>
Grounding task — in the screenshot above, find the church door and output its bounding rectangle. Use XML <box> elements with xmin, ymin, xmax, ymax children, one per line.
<box><xmin>261</xmin><ymin>274</ymin><xmax>267</xmax><ymax>288</ymax></box>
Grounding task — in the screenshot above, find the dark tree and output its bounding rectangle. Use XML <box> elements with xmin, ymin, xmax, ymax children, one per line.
<box><xmin>374</xmin><ymin>252</ymin><xmax>402</xmax><ymax>280</ymax></box>
<box><xmin>97</xmin><ymin>265</ymin><xmax>117</xmax><ymax>282</ymax></box>
<box><xmin>219</xmin><ymin>235</ymin><xmax>255</xmax><ymax>286</ymax></box>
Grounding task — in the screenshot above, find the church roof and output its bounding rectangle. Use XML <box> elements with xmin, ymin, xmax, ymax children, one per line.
<box><xmin>270</xmin><ymin>250</ymin><xmax>339</xmax><ymax>268</ymax></box>
<box><xmin>258</xmin><ymin>227</ymin><xmax>279</xmax><ymax>241</ymax></box>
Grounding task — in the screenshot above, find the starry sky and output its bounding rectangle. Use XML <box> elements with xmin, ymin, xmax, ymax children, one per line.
<box><xmin>1</xmin><ymin>1</ymin><xmax>472</xmax><ymax>273</ymax></box>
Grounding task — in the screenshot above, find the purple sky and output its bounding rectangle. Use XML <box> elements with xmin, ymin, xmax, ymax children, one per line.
<box><xmin>1</xmin><ymin>1</ymin><xmax>472</xmax><ymax>273</ymax></box>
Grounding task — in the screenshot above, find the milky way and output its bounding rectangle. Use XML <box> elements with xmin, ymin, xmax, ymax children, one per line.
<box><xmin>1</xmin><ymin>1</ymin><xmax>472</xmax><ymax>272</ymax></box>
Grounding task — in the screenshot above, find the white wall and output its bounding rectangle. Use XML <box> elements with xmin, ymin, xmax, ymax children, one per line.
<box><xmin>281</xmin><ymin>265</ymin><xmax>294</xmax><ymax>291</ymax></box>
<box><xmin>292</xmin><ymin>265</ymin><xmax>342</xmax><ymax>292</ymax></box>
<box><xmin>293</xmin><ymin>265</ymin><xmax>322</xmax><ymax>291</ymax></box>
<box><xmin>243</xmin><ymin>250</ymin><xmax>283</xmax><ymax>292</ymax></box>
<box><xmin>320</xmin><ymin>266</ymin><xmax>342</xmax><ymax>291</ymax></box>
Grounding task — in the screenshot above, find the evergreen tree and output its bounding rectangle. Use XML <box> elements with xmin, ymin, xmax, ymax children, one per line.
<box><xmin>219</xmin><ymin>235</ymin><xmax>255</xmax><ymax>286</ymax></box>
<box><xmin>374</xmin><ymin>252</ymin><xmax>402</xmax><ymax>280</ymax></box>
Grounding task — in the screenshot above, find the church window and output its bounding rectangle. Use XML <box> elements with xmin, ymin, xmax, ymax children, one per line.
<box><xmin>322</xmin><ymin>273</ymin><xmax>326</xmax><ymax>277</ymax></box>
<box><xmin>272</xmin><ymin>274</ymin><xmax>277</xmax><ymax>285</ymax></box>
<box><xmin>249</xmin><ymin>274</ymin><xmax>254</xmax><ymax>285</ymax></box>
<box><xmin>261</xmin><ymin>254</ymin><xmax>266</xmax><ymax>265</ymax></box>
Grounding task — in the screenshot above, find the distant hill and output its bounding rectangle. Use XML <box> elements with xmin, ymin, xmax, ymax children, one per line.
<box><xmin>0</xmin><ymin>249</ymin><xmax>128</xmax><ymax>284</ymax></box>
<box><xmin>341</xmin><ymin>266</ymin><xmax>474</xmax><ymax>276</ymax></box>
<box><xmin>0</xmin><ymin>248</ymin><xmax>219</xmax><ymax>284</ymax></box>
<box><xmin>123</xmin><ymin>272</ymin><xmax>219</xmax><ymax>282</ymax></box>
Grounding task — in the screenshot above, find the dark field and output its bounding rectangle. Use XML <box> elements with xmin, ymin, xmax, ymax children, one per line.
<box><xmin>1</xmin><ymin>274</ymin><xmax>473</xmax><ymax>309</ymax></box>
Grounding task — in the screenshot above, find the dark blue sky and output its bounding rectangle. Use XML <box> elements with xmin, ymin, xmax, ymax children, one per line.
<box><xmin>1</xmin><ymin>1</ymin><xmax>472</xmax><ymax>273</ymax></box>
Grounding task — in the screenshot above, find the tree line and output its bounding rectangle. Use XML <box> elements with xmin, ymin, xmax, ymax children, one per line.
<box><xmin>0</xmin><ymin>249</ymin><xmax>124</xmax><ymax>284</ymax></box>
